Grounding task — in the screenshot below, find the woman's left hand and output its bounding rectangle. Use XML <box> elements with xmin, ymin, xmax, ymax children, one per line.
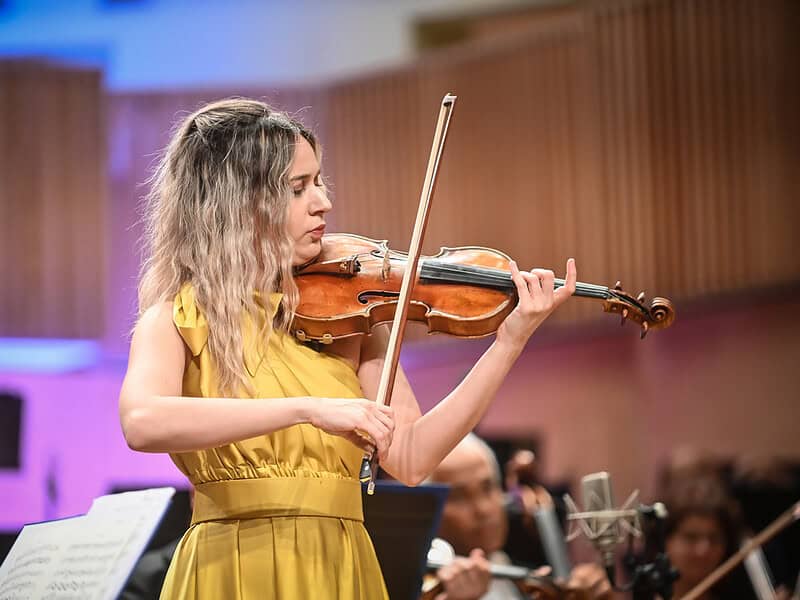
<box><xmin>496</xmin><ymin>258</ymin><xmax>577</xmax><ymax>349</ymax></box>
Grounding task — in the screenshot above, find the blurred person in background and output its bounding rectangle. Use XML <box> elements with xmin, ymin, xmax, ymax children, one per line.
<box><xmin>426</xmin><ymin>434</ymin><xmax>611</xmax><ymax>599</ymax></box>
<box><xmin>655</xmin><ymin>446</ymin><xmax>730</xmax><ymax>497</ymax></box>
<box><xmin>662</xmin><ymin>476</ymin><xmax>757</xmax><ymax>600</ymax></box>
<box><xmin>656</xmin><ymin>449</ymin><xmax>799</xmax><ymax>598</ymax></box>
<box><xmin>732</xmin><ymin>456</ymin><xmax>800</xmax><ymax>599</ymax></box>
<box><xmin>502</xmin><ymin>446</ymin><xmax>570</xmax><ymax>570</ymax></box>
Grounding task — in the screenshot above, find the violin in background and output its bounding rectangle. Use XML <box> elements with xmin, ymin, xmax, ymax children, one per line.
<box><xmin>421</xmin><ymin>537</ymin><xmax>589</xmax><ymax>600</ymax></box>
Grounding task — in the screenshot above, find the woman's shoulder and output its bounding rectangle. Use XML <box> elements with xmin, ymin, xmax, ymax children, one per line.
<box><xmin>137</xmin><ymin>300</ymin><xmax>177</xmax><ymax>332</ymax></box>
<box><xmin>134</xmin><ymin>284</ymin><xmax>206</xmax><ymax>356</ymax></box>
<box><xmin>133</xmin><ymin>300</ymin><xmax>186</xmax><ymax>356</ymax></box>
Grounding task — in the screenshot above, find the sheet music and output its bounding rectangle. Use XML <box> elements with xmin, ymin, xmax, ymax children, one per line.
<box><xmin>0</xmin><ymin>487</ymin><xmax>174</xmax><ymax>600</ymax></box>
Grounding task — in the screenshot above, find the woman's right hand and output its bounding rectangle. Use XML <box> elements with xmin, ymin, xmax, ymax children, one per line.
<box><xmin>309</xmin><ymin>398</ymin><xmax>395</xmax><ymax>460</ymax></box>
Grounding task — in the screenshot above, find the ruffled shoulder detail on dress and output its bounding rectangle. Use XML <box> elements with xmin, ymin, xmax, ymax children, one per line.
<box><xmin>254</xmin><ymin>290</ymin><xmax>284</xmax><ymax>321</ymax></box>
<box><xmin>173</xmin><ymin>283</ymin><xmax>209</xmax><ymax>356</ymax></box>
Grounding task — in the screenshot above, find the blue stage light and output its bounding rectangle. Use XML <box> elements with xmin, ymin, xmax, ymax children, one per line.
<box><xmin>0</xmin><ymin>338</ymin><xmax>101</xmax><ymax>373</ymax></box>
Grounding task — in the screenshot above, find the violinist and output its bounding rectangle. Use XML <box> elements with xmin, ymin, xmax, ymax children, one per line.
<box><xmin>662</xmin><ymin>477</ymin><xmax>759</xmax><ymax>600</ymax></box>
<box><xmin>118</xmin><ymin>98</ymin><xmax>578</xmax><ymax>599</ymax></box>
<box><xmin>426</xmin><ymin>434</ymin><xmax>612</xmax><ymax>600</ymax></box>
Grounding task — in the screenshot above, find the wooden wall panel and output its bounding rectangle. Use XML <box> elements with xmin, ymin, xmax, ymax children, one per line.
<box><xmin>304</xmin><ymin>0</ymin><xmax>799</xmax><ymax>329</ymax></box>
<box><xmin>5</xmin><ymin>0</ymin><xmax>798</xmax><ymax>339</ymax></box>
<box><xmin>585</xmin><ymin>0</ymin><xmax>800</xmax><ymax>304</ymax></box>
<box><xmin>0</xmin><ymin>62</ymin><xmax>105</xmax><ymax>338</ymax></box>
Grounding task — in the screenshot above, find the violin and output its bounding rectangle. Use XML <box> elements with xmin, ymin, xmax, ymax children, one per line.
<box><xmin>321</xmin><ymin>94</ymin><xmax>673</xmax><ymax>491</ymax></box>
<box><xmin>421</xmin><ymin>538</ymin><xmax>589</xmax><ymax>600</ymax></box>
<box><xmin>292</xmin><ymin>233</ymin><xmax>675</xmax><ymax>344</ymax></box>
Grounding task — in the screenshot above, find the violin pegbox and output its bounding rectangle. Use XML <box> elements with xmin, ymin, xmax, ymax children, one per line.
<box><xmin>603</xmin><ymin>281</ymin><xmax>675</xmax><ymax>339</ymax></box>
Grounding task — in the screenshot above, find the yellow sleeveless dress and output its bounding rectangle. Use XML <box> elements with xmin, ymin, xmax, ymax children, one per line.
<box><xmin>159</xmin><ymin>284</ymin><xmax>389</xmax><ymax>599</ymax></box>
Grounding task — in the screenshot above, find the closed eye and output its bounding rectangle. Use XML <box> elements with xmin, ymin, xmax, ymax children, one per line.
<box><xmin>291</xmin><ymin>171</ymin><xmax>323</xmax><ymax>196</ymax></box>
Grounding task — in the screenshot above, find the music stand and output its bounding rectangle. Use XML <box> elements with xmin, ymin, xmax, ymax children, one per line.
<box><xmin>363</xmin><ymin>482</ymin><xmax>450</xmax><ymax>600</ymax></box>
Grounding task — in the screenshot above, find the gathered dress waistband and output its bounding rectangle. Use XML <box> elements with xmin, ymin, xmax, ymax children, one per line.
<box><xmin>191</xmin><ymin>477</ymin><xmax>364</xmax><ymax>525</ymax></box>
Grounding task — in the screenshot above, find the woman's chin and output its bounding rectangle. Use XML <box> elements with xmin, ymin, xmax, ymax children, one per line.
<box><xmin>292</xmin><ymin>243</ymin><xmax>322</xmax><ymax>267</ymax></box>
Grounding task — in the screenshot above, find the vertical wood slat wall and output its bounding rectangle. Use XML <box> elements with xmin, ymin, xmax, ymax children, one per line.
<box><xmin>0</xmin><ymin>62</ymin><xmax>105</xmax><ymax>338</ymax></box>
<box><xmin>3</xmin><ymin>0</ymin><xmax>798</xmax><ymax>338</ymax></box>
<box><xmin>318</xmin><ymin>0</ymin><xmax>800</xmax><ymax>324</ymax></box>
<box><xmin>590</xmin><ymin>0</ymin><xmax>800</xmax><ymax>300</ymax></box>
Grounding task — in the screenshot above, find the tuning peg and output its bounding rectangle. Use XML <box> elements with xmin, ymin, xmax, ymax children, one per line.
<box><xmin>637</xmin><ymin>291</ymin><xmax>646</xmax><ymax>303</ymax></box>
<box><xmin>614</xmin><ymin>281</ymin><xmax>623</xmax><ymax>291</ymax></box>
<box><xmin>620</xmin><ymin>308</ymin><xmax>629</xmax><ymax>326</ymax></box>
<box><xmin>640</xmin><ymin>321</ymin><xmax>649</xmax><ymax>340</ymax></box>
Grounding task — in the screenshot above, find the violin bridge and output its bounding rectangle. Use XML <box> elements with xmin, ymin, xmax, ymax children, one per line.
<box><xmin>381</xmin><ymin>249</ymin><xmax>391</xmax><ymax>282</ymax></box>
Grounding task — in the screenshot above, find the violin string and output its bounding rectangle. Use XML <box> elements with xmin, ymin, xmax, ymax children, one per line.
<box><xmin>421</xmin><ymin>261</ymin><xmax>605</xmax><ymax>296</ymax></box>
<box><xmin>362</xmin><ymin>255</ymin><xmax>654</xmax><ymax>319</ymax></box>
<box><xmin>366</xmin><ymin>254</ymin><xmax>610</xmax><ymax>292</ymax></box>
<box><xmin>427</xmin><ymin>261</ymin><xmax>611</xmax><ymax>292</ymax></box>
<box><xmin>420</xmin><ymin>261</ymin><xmax>611</xmax><ymax>300</ymax></box>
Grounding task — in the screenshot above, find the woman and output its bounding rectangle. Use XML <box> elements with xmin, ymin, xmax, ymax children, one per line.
<box><xmin>119</xmin><ymin>98</ymin><xmax>577</xmax><ymax>599</ymax></box>
<box><xmin>663</xmin><ymin>477</ymin><xmax>755</xmax><ymax>600</ymax></box>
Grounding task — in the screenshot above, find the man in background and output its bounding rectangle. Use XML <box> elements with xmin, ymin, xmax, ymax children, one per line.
<box><xmin>427</xmin><ymin>434</ymin><xmax>611</xmax><ymax>600</ymax></box>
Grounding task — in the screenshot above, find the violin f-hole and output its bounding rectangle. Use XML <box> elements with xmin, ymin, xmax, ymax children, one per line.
<box><xmin>358</xmin><ymin>290</ymin><xmax>400</xmax><ymax>304</ymax></box>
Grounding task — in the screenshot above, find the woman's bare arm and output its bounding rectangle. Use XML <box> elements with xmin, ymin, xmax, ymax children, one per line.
<box><xmin>119</xmin><ymin>301</ymin><xmax>393</xmax><ymax>455</ymax></box>
<box><xmin>358</xmin><ymin>327</ymin><xmax>523</xmax><ymax>486</ymax></box>
<box><xmin>359</xmin><ymin>259</ymin><xmax>576</xmax><ymax>486</ymax></box>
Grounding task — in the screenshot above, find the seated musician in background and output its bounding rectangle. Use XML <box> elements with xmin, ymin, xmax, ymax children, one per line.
<box><xmin>733</xmin><ymin>455</ymin><xmax>800</xmax><ymax>595</ymax></box>
<box><xmin>426</xmin><ymin>434</ymin><xmax>611</xmax><ymax>600</ymax></box>
<box><xmin>658</xmin><ymin>450</ymin><xmax>797</xmax><ymax>599</ymax></box>
<box><xmin>655</xmin><ymin>446</ymin><xmax>730</xmax><ymax>497</ymax></box>
<box><xmin>662</xmin><ymin>476</ymin><xmax>758</xmax><ymax>600</ymax></box>
<box><xmin>502</xmin><ymin>447</ymin><xmax>569</xmax><ymax>570</ymax></box>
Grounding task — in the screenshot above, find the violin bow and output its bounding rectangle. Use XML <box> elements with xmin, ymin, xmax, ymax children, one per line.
<box><xmin>680</xmin><ymin>500</ymin><xmax>800</xmax><ymax>600</ymax></box>
<box><xmin>360</xmin><ymin>93</ymin><xmax>457</xmax><ymax>494</ymax></box>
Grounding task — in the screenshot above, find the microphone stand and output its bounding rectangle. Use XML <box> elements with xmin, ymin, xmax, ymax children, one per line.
<box><xmin>622</xmin><ymin>504</ymin><xmax>679</xmax><ymax>600</ymax></box>
<box><xmin>564</xmin><ymin>474</ymin><xmax>678</xmax><ymax>599</ymax></box>
<box><xmin>624</xmin><ymin>552</ymin><xmax>679</xmax><ymax>600</ymax></box>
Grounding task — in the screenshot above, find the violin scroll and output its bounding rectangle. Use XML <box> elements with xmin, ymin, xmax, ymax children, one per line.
<box><xmin>603</xmin><ymin>282</ymin><xmax>676</xmax><ymax>339</ymax></box>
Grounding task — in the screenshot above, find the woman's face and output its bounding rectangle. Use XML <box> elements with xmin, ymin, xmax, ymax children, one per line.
<box><xmin>666</xmin><ymin>514</ymin><xmax>726</xmax><ymax>587</ymax></box>
<box><xmin>287</xmin><ymin>136</ymin><xmax>331</xmax><ymax>266</ymax></box>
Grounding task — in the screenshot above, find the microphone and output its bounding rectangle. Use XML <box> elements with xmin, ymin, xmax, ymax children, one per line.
<box><xmin>502</xmin><ymin>486</ymin><xmax>572</xmax><ymax>579</ymax></box>
<box><xmin>564</xmin><ymin>471</ymin><xmax>642</xmax><ymax>584</ymax></box>
<box><xmin>533</xmin><ymin>506</ymin><xmax>572</xmax><ymax>580</ymax></box>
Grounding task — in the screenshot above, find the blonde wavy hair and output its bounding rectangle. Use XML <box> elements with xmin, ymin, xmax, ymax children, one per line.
<box><xmin>138</xmin><ymin>98</ymin><xmax>318</xmax><ymax>396</ymax></box>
